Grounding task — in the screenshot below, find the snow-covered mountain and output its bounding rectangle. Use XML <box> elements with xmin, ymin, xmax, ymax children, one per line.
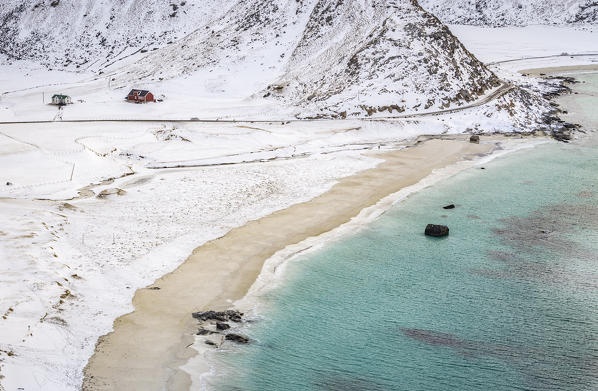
<box><xmin>0</xmin><ymin>0</ymin><xmax>506</xmax><ymax>117</ymax></box>
<box><xmin>419</xmin><ymin>0</ymin><xmax>598</xmax><ymax>27</ymax></box>
<box><xmin>4</xmin><ymin>0</ymin><xmax>569</xmax><ymax>125</ymax></box>
<box><xmin>110</xmin><ymin>0</ymin><xmax>503</xmax><ymax>117</ymax></box>
<box><xmin>0</xmin><ymin>0</ymin><xmax>231</xmax><ymax>70</ymax></box>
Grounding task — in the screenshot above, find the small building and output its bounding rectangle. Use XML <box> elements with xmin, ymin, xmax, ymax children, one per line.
<box><xmin>126</xmin><ymin>89</ymin><xmax>155</xmax><ymax>103</ymax></box>
<box><xmin>51</xmin><ymin>94</ymin><xmax>72</xmax><ymax>105</ymax></box>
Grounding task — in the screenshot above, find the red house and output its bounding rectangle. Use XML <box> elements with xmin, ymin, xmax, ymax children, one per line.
<box><xmin>126</xmin><ymin>89</ymin><xmax>155</xmax><ymax>103</ymax></box>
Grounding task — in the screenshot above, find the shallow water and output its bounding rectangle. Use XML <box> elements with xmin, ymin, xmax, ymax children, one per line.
<box><xmin>206</xmin><ymin>74</ymin><xmax>598</xmax><ymax>391</ymax></box>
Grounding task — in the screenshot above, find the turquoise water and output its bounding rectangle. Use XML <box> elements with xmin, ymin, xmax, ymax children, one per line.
<box><xmin>208</xmin><ymin>75</ymin><xmax>598</xmax><ymax>391</ymax></box>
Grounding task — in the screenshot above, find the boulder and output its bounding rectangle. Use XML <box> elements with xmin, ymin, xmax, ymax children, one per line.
<box><xmin>225</xmin><ymin>333</ymin><xmax>250</xmax><ymax>344</ymax></box>
<box><xmin>226</xmin><ymin>310</ymin><xmax>243</xmax><ymax>323</ymax></box>
<box><xmin>425</xmin><ymin>224</ymin><xmax>449</xmax><ymax>237</ymax></box>
<box><xmin>192</xmin><ymin>310</ymin><xmax>243</xmax><ymax>322</ymax></box>
<box><xmin>192</xmin><ymin>311</ymin><xmax>226</xmax><ymax>322</ymax></box>
<box><xmin>443</xmin><ymin>204</ymin><xmax>455</xmax><ymax>210</ymax></box>
<box><xmin>469</xmin><ymin>135</ymin><xmax>480</xmax><ymax>144</ymax></box>
<box><xmin>216</xmin><ymin>322</ymin><xmax>231</xmax><ymax>331</ymax></box>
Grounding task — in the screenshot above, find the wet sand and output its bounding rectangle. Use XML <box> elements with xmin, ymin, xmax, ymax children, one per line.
<box><xmin>82</xmin><ymin>136</ymin><xmax>501</xmax><ymax>391</ymax></box>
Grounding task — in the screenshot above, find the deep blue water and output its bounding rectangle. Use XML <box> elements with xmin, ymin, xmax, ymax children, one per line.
<box><xmin>207</xmin><ymin>74</ymin><xmax>598</xmax><ymax>391</ymax></box>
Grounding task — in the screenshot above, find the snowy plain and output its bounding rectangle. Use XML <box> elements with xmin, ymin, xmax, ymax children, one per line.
<box><xmin>1</xmin><ymin>23</ymin><xmax>598</xmax><ymax>391</ymax></box>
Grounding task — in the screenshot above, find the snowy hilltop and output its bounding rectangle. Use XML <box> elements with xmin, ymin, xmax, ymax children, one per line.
<box><xmin>419</xmin><ymin>0</ymin><xmax>598</xmax><ymax>27</ymax></box>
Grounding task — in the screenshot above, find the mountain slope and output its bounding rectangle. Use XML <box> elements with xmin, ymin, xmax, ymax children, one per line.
<box><xmin>3</xmin><ymin>0</ymin><xmax>557</xmax><ymax>122</ymax></box>
<box><xmin>267</xmin><ymin>0</ymin><xmax>502</xmax><ymax>117</ymax></box>
<box><xmin>419</xmin><ymin>0</ymin><xmax>598</xmax><ymax>26</ymax></box>
<box><xmin>110</xmin><ymin>0</ymin><xmax>502</xmax><ymax>117</ymax></box>
<box><xmin>0</xmin><ymin>0</ymin><xmax>232</xmax><ymax>70</ymax></box>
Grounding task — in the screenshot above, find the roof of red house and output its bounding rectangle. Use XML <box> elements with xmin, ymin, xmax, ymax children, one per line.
<box><xmin>127</xmin><ymin>89</ymin><xmax>151</xmax><ymax>97</ymax></box>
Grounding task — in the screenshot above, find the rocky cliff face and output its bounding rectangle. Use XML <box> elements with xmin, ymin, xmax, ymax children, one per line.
<box><xmin>419</xmin><ymin>0</ymin><xmax>598</xmax><ymax>26</ymax></box>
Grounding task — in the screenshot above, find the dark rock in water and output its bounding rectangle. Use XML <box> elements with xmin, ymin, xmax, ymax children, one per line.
<box><xmin>192</xmin><ymin>310</ymin><xmax>243</xmax><ymax>322</ymax></box>
<box><xmin>225</xmin><ymin>333</ymin><xmax>250</xmax><ymax>344</ymax></box>
<box><xmin>425</xmin><ymin>224</ymin><xmax>449</xmax><ymax>237</ymax></box>
<box><xmin>470</xmin><ymin>135</ymin><xmax>480</xmax><ymax>144</ymax></box>
<box><xmin>216</xmin><ymin>322</ymin><xmax>231</xmax><ymax>331</ymax></box>
<box><xmin>443</xmin><ymin>204</ymin><xmax>455</xmax><ymax>210</ymax></box>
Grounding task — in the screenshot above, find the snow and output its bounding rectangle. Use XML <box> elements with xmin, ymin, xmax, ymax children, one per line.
<box><xmin>419</xmin><ymin>0</ymin><xmax>598</xmax><ymax>26</ymax></box>
<box><xmin>0</xmin><ymin>139</ymin><xmax>382</xmax><ymax>390</ymax></box>
<box><xmin>1</xmin><ymin>0</ymin><xmax>507</xmax><ymax>119</ymax></box>
<box><xmin>0</xmin><ymin>91</ymin><xmax>552</xmax><ymax>389</ymax></box>
<box><xmin>446</xmin><ymin>25</ymin><xmax>598</xmax><ymax>64</ymax></box>
<box><xmin>0</xmin><ymin>100</ymin><xmax>550</xmax><ymax>390</ymax></box>
<box><xmin>1</xmin><ymin>0</ymin><xmax>598</xmax><ymax>389</ymax></box>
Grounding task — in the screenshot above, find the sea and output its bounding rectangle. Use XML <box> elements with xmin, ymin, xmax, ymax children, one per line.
<box><xmin>202</xmin><ymin>73</ymin><xmax>598</xmax><ymax>391</ymax></box>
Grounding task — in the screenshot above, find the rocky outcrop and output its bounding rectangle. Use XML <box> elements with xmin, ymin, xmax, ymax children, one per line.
<box><xmin>534</xmin><ymin>76</ymin><xmax>582</xmax><ymax>142</ymax></box>
<box><xmin>192</xmin><ymin>310</ymin><xmax>243</xmax><ymax>323</ymax></box>
<box><xmin>192</xmin><ymin>309</ymin><xmax>250</xmax><ymax>347</ymax></box>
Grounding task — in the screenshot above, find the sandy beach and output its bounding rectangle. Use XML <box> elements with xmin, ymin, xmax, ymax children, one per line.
<box><xmin>81</xmin><ymin>135</ymin><xmax>518</xmax><ymax>390</ymax></box>
<box><xmin>520</xmin><ymin>64</ymin><xmax>598</xmax><ymax>75</ymax></box>
<box><xmin>3</xmin><ymin>3</ymin><xmax>598</xmax><ymax>388</ymax></box>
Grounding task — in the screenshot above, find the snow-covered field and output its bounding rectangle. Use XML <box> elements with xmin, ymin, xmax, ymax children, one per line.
<box><xmin>0</xmin><ymin>146</ymin><xmax>380</xmax><ymax>390</ymax></box>
<box><xmin>448</xmin><ymin>25</ymin><xmax>598</xmax><ymax>64</ymax></box>
<box><xmin>1</xmin><ymin>8</ymin><xmax>598</xmax><ymax>391</ymax></box>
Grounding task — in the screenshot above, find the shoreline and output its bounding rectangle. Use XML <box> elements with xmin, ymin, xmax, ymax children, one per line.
<box><xmin>519</xmin><ymin>64</ymin><xmax>598</xmax><ymax>75</ymax></box>
<box><xmin>82</xmin><ymin>134</ymin><xmax>545</xmax><ymax>391</ymax></box>
<box><xmin>188</xmin><ymin>136</ymin><xmax>549</xmax><ymax>390</ymax></box>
